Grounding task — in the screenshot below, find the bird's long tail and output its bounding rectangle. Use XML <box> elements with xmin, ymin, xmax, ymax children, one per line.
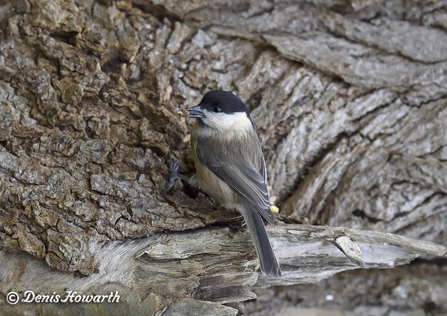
<box><xmin>242</xmin><ymin>208</ymin><xmax>281</xmax><ymax>277</ymax></box>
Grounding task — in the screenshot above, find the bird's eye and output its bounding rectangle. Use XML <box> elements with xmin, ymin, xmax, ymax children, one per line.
<box><xmin>213</xmin><ymin>106</ymin><xmax>221</xmax><ymax>113</ymax></box>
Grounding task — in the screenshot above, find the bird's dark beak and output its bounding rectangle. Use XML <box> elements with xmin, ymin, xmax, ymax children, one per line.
<box><xmin>186</xmin><ymin>105</ymin><xmax>205</xmax><ymax>118</ymax></box>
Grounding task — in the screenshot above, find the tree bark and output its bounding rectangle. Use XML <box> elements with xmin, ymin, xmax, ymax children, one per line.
<box><xmin>0</xmin><ymin>0</ymin><xmax>446</xmax><ymax>315</ymax></box>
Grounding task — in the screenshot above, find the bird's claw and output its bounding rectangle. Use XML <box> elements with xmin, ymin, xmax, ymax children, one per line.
<box><xmin>165</xmin><ymin>160</ymin><xmax>180</xmax><ymax>191</ymax></box>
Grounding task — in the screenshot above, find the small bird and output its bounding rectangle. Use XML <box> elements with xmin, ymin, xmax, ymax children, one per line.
<box><xmin>186</xmin><ymin>90</ymin><xmax>281</xmax><ymax>277</ymax></box>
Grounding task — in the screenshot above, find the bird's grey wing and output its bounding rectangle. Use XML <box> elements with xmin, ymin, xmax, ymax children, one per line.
<box><xmin>259</xmin><ymin>154</ymin><xmax>267</xmax><ymax>183</ymax></box>
<box><xmin>196</xmin><ymin>141</ymin><xmax>274</xmax><ymax>224</ymax></box>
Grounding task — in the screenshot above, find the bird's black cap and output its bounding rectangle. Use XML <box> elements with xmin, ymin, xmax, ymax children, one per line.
<box><xmin>199</xmin><ymin>90</ymin><xmax>250</xmax><ymax>116</ymax></box>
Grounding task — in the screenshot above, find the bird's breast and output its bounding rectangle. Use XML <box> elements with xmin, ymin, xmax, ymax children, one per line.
<box><xmin>190</xmin><ymin>124</ymin><xmax>241</xmax><ymax>209</ymax></box>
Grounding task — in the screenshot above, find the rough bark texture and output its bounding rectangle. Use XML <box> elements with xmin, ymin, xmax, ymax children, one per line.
<box><xmin>0</xmin><ymin>0</ymin><xmax>446</xmax><ymax>315</ymax></box>
<box><xmin>239</xmin><ymin>262</ymin><xmax>447</xmax><ymax>316</ymax></box>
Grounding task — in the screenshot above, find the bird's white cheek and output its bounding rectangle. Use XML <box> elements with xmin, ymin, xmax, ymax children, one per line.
<box><xmin>204</xmin><ymin>112</ymin><xmax>253</xmax><ymax>134</ymax></box>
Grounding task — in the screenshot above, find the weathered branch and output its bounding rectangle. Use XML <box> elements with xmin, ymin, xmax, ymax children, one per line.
<box><xmin>0</xmin><ymin>224</ymin><xmax>445</xmax><ymax>315</ymax></box>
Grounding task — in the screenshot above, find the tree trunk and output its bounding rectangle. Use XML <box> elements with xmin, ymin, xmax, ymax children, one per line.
<box><xmin>0</xmin><ymin>0</ymin><xmax>446</xmax><ymax>315</ymax></box>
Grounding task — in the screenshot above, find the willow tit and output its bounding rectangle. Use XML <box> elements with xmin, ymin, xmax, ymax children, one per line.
<box><xmin>186</xmin><ymin>90</ymin><xmax>281</xmax><ymax>277</ymax></box>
